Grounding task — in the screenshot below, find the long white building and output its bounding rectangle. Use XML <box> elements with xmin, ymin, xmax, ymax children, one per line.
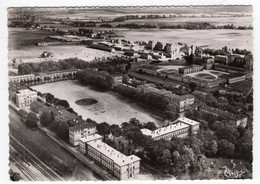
<box><xmin>141</xmin><ymin>117</ymin><xmax>200</xmax><ymax>140</ymax></box>
<box><xmin>79</xmin><ymin>134</ymin><xmax>141</xmax><ymax>180</ymax></box>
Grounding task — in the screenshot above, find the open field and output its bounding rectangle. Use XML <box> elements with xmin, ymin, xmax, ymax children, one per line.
<box><xmin>9</xmin><ymin>45</ymin><xmax>118</xmax><ymax>62</ymax></box>
<box><xmin>114</xmin><ymin>29</ymin><xmax>253</xmax><ymax>50</ymax></box>
<box><xmin>8</xmin><ymin>28</ymin><xmax>118</xmax><ymax>62</ymax></box>
<box><xmin>31</xmin><ymin>80</ymin><xmax>161</xmax><ymax>126</ymax></box>
<box><xmin>8</xmin><ymin>28</ymin><xmax>56</xmax><ymax>50</ymax></box>
<box><xmin>122</xmin><ymin>16</ymin><xmax>252</xmax><ymax>27</ymax></box>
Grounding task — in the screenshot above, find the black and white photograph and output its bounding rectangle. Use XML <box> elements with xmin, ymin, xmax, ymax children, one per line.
<box><xmin>1</xmin><ymin>1</ymin><xmax>258</xmax><ymax>182</ymax></box>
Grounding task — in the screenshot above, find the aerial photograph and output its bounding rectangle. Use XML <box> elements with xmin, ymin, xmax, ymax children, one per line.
<box><xmin>8</xmin><ymin>5</ymin><xmax>253</xmax><ymax>181</ymax></box>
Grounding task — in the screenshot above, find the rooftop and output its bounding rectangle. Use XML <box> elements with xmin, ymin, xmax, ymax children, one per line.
<box><xmin>200</xmin><ymin>105</ymin><xmax>247</xmax><ymax>120</ymax></box>
<box><xmin>180</xmin><ymin>64</ymin><xmax>203</xmax><ymax>70</ymax></box>
<box><xmin>177</xmin><ymin>117</ymin><xmax>200</xmax><ymax>126</ymax></box>
<box><xmin>220</xmin><ymin>73</ymin><xmax>245</xmax><ymax>79</ymax></box>
<box><xmin>79</xmin><ymin>134</ymin><xmax>102</xmax><ymax>143</ymax></box>
<box><xmin>9</xmin><ymin>82</ymin><xmax>27</xmax><ymax>93</ymax></box>
<box><xmin>87</xmin><ymin>139</ymin><xmax>140</xmax><ymax>166</ymax></box>
<box><xmin>17</xmin><ymin>89</ymin><xmax>37</xmax><ymax>95</ymax></box>
<box><xmin>68</xmin><ymin>119</ymin><xmax>97</xmax><ymax>131</ymax></box>
<box><xmin>52</xmin><ymin>109</ymin><xmax>81</xmax><ymax>123</ymax></box>
<box><xmin>141</xmin><ymin>122</ymin><xmax>190</xmax><ymax>139</ymax></box>
<box><xmin>9</xmin><ymin>74</ymin><xmax>35</xmax><ymax>78</ymax></box>
<box><xmin>30</xmin><ymin>101</ymin><xmax>48</xmax><ymax>110</ymax></box>
<box><xmin>46</xmin><ymin>69</ymin><xmax>79</xmax><ymax>75</ymax></box>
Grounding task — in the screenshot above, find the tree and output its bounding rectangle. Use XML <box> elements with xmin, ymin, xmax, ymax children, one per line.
<box><xmin>217</xmin><ymin>139</ymin><xmax>235</xmax><ymax>157</ymax></box>
<box><xmin>97</xmin><ymin>122</ymin><xmax>110</xmax><ymax>141</ymax></box>
<box><xmin>25</xmin><ymin>112</ymin><xmax>39</xmax><ymax>129</ymax></box>
<box><xmin>144</xmin><ymin>122</ymin><xmax>157</xmax><ymax>130</ymax></box>
<box><xmin>189</xmin><ymin>160</ymin><xmax>201</xmax><ymax>175</ymax></box>
<box><xmin>157</xmin><ymin>149</ymin><xmax>172</xmax><ymax>166</ymax></box>
<box><xmin>18</xmin><ymin>63</ymin><xmax>33</xmax><ymax>74</ymax></box>
<box><xmin>215</xmin><ymin>124</ymin><xmax>239</xmax><ymax>143</ymax></box>
<box><xmin>40</xmin><ymin>111</ymin><xmax>53</xmax><ymax>127</ymax></box>
<box><xmin>49</xmin><ymin>120</ymin><xmax>60</xmax><ymax>132</ymax></box>
<box><xmin>55</xmin><ymin>99</ymin><xmax>70</xmax><ymax>109</ymax></box>
<box><xmin>212</xmin><ymin>121</ymin><xmax>225</xmax><ymax>131</ymax></box>
<box><xmin>45</xmin><ymin>93</ymin><xmax>55</xmax><ymax>103</ymax></box>
<box><xmin>189</xmin><ymin>82</ymin><xmax>197</xmax><ymax>92</ymax></box>
<box><xmin>110</xmin><ymin>124</ymin><xmax>122</xmax><ymax>142</ymax></box>
<box><xmin>172</xmin><ymin>150</ymin><xmax>181</xmax><ymax>160</ymax></box>
<box><xmin>57</xmin><ymin>123</ymin><xmax>69</xmax><ymax>141</ymax></box>
<box><xmin>129</xmin><ymin>118</ymin><xmax>142</xmax><ymax>128</ymax></box>
<box><xmin>203</xmin><ymin>139</ymin><xmax>218</xmax><ymax>157</ymax></box>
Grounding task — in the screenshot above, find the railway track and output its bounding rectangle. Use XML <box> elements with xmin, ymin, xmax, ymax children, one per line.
<box><xmin>9</xmin><ymin>135</ymin><xmax>64</xmax><ymax>181</ymax></box>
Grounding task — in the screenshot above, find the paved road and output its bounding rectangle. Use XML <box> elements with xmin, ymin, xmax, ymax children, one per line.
<box><xmin>10</xmin><ymin>135</ymin><xmax>63</xmax><ymax>181</ymax></box>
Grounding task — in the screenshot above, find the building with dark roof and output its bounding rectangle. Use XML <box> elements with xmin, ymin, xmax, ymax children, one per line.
<box><xmin>199</xmin><ymin>105</ymin><xmax>248</xmax><ymax>127</ymax></box>
<box><xmin>30</xmin><ymin>101</ymin><xmax>49</xmax><ymax>114</ymax></box>
<box><xmin>68</xmin><ymin>119</ymin><xmax>97</xmax><ymax>146</ymax></box>
<box><xmin>51</xmin><ymin>109</ymin><xmax>81</xmax><ymax>126</ymax></box>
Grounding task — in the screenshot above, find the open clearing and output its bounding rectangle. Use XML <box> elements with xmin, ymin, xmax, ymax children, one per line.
<box><xmin>31</xmin><ymin>80</ymin><xmax>161</xmax><ymax>126</ymax></box>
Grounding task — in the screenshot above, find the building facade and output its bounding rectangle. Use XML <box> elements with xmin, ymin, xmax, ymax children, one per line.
<box><xmin>15</xmin><ymin>89</ymin><xmax>37</xmax><ymax>108</ymax></box>
<box><xmin>86</xmin><ymin>138</ymin><xmax>141</xmax><ymax>180</ymax></box>
<box><xmin>178</xmin><ymin>65</ymin><xmax>203</xmax><ymax>74</ymax></box>
<box><xmin>68</xmin><ymin>120</ymin><xmax>97</xmax><ymax>146</ymax></box>
<box><xmin>141</xmin><ymin>117</ymin><xmax>200</xmax><ymax>140</ymax></box>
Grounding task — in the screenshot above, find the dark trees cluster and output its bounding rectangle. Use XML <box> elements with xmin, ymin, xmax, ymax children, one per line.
<box><xmin>18</xmin><ymin>58</ymin><xmax>88</xmax><ymax>75</ymax></box>
<box><xmin>25</xmin><ymin>112</ymin><xmax>39</xmax><ymax>129</ymax></box>
<box><xmin>160</xmin><ymin>22</ymin><xmax>252</xmax><ymax>30</ymax></box>
<box><xmin>186</xmin><ymin>109</ymin><xmax>252</xmax><ymax>163</ymax></box>
<box><xmin>44</xmin><ymin>93</ymin><xmax>70</xmax><ymax>109</ymax></box>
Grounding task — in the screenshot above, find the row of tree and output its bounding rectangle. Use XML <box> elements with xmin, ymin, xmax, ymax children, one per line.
<box><xmin>160</xmin><ymin>23</ymin><xmax>252</xmax><ymax>30</ymax></box>
<box><xmin>18</xmin><ymin>58</ymin><xmax>88</xmax><ymax>75</ymax></box>
<box><xmin>18</xmin><ymin>56</ymin><xmax>134</xmax><ymax>75</ymax></box>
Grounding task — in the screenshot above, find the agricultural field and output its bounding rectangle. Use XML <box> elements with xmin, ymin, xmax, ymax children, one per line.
<box><xmin>113</xmin><ymin>29</ymin><xmax>253</xmax><ymax>50</ymax></box>
<box><xmin>122</xmin><ymin>16</ymin><xmax>252</xmax><ymax>27</ymax></box>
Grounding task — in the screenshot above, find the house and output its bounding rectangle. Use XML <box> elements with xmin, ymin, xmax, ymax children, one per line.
<box><xmin>41</xmin><ymin>51</ymin><xmax>55</xmax><ymax>58</ymax></box>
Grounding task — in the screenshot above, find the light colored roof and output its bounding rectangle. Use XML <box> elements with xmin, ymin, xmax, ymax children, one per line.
<box><xmin>9</xmin><ymin>74</ymin><xmax>35</xmax><ymax>79</ymax></box>
<box><xmin>177</xmin><ymin>117</ymin><xmax>200</xmax><ymax>126</ymax></box>
<box><xmin>141</xmin><ymin>122</ymin><xmax>190</xmax><ymax>139</ymax></box>
<box><xmin>79</xmin><ymin>134</ymin><xmax>102</xmax><ymax>143</ymax></box>
<box><xmin>17</xmin><ymin>89</ymin><xmax>37</xmax><ymax>95</ymax></box>
<box><xmin>87</xmin><ymin>140</ymin><xmax>140</xmax><ymax>166</ymax></box>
